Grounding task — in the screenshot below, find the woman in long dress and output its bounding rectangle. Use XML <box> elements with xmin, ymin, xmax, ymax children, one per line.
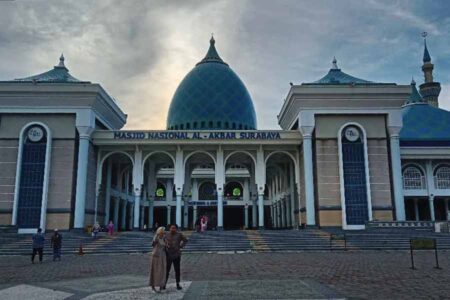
<box><xmin>149</xmin><ymin>226</ymin><xmax>167</xmax><ymax>292</ymax></box>
<box><xmin>200</xmin><ymin>216</ymin><xmax>207</xmax><ymax>233</ymax></box>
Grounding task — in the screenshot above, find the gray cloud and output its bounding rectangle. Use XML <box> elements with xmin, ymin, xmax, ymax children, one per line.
<box><xmin>1</xmin><ymin>0</ymin><xmax>449</xmax><ymax>129</ymax></box>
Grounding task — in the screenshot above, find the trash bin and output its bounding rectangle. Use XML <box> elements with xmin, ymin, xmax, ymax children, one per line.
<box><xmin>86</xmin><ymin>225</ymin><xmax>93</xmax><ymax>234</ymax></box>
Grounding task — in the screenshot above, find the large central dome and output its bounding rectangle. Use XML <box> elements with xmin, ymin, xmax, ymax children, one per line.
<box><xmin>166</xmin><ymin>37</ymin><xmax>257</xmax><ymax>130</ymax></box>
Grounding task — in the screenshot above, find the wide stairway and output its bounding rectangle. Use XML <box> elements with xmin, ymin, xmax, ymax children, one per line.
<box><xmin>1</xmin><ymin>228</ymin><xmax>450</xmax><ymax>255</ymax></box>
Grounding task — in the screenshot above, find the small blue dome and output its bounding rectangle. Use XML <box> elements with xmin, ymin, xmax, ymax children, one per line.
<box><xmin>167</xmin><ymin>37</ymin><xmax>257</xmax><ymax>130</ymax></box>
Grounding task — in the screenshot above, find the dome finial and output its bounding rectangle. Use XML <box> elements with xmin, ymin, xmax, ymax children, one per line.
<box><xmin>196</xmin><ymin>34</ymin><xmax>228</xmax><ymax>66</ymax></box>
<box><xmin>58</xmin><ymin>53</ymin><xmax>65</xmax><ymax>67</ymax></box>
<box><xmin>422</xmin><ymin>31</ymin><xmax>431</xmax><ymax>63</ymax></box>
<box><xmin>411</xmin><ymin>77</ymin><xmax>416</xmax><ymax>85</ymax></box>
<box><xmin>331</xmin><ymin>56</ymin><xmax>339</xmax><ymax>70</ymax></box>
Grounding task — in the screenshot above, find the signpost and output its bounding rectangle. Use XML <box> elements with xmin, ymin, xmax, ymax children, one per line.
<box><xmin>409</xmin><ymin>238</ymin><xmax>440</xmax><ymax>270</ymax></box>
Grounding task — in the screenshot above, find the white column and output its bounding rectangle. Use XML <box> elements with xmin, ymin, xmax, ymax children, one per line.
<box><xmin>302</xmin><ymin>134</ymin><xmax>316</xmax><ymax>226</ymax></box>
<box><xmin>167</xmin><ymin>205</ymin><xmax>172</xmax><ymax>225</ymax></box>
<box><xmin>175</xmin><ymin>191</ymin><xmax>182</xmax><ymax>227</ymax></box>
<box><xmin>183</xmin><ymin>199</ymin><xmax>189</xmax><ymax>229</ymax></box>
<box><xmin>286</xmin><ymin>197</ymin><xmax>292</xmax><ymax>227</ymax></box>
<box><xmin>414</xmin><ymin>198</ymin><xmax>420</xmax><ymax>221</ymax></box>
<box><xmin>275</xmin><ymin>202</ymin><xmax>280</xmax><ymax>228</ymax></box>
<box><xmin>193</xmin><ymin>205</ymin><xmax>197</xmax><ymax>228</ymax></box>
<box><xmin>244</xmin><ymin>204</ymin><xmax>249</xmax><ymax>229</ymax></box>
<box><xmin>148</xmin><ymin>201</ymin><xmax>154</xmax><ymax>229</ymax></box>
<box><xmin>120</xmin><ymin>200</ymin><xmax>127</xmax><ymax>230</ymax></box>
<box><xmin>429</xmin><ymin>196</ymin><xmax>435</xmax><ymax>221</ymax></box>
<box><xmin>281</xmin><ymin>199</ymin><xmax>286</xmax><ymax>228</ymax></box>
<box><xmin>270</xmin><ymin>204</ymin><xmax>274</xmax><ymax>228</ymax></box>
<box><xmin>140</xmin><ymin>205</ymin><xmax>145</xmax><ymax>229</ymax></box>
<box><xmin>243</xmin><ymin>179</ymin><xmax>250</xmax><ymax>203</ymax></box>
<box><xmin>113</xmin><ymin>198</ymin><xmax>119</xmax><ymax>228</ymax></box>
<box><xmin>289</xmin><ymin>163</ymin><xmax>296</xmax><ymax>228</ymax></box>
<box><xmin>217</xmin><ymin>189</ymin><xmax>224</xmax><ymax>230</ymax></box>
<box><xmin>389</xmin><ymin>130</ymin><xmax>406</xmax><ymax>221</ymax></box>
<box><xmin>104</xmin><ymin>158</ymin><xmax>112</xmax><ymax>225</ymax></box>
<box><xmin>129</xmin><ymin>203</ymin><xmax>134</xmax><ymax>229</ymax></box>
<box><xmin>74</xmin><ymin>127</ymin><xmax>94</xmax><ymax>229</ymax></box>
<box><xmin>133</xmin><ymin>190</ymin><xmax>141</xmax><ymax>230</ymax></box>
<box><xmin>252</xmin><ymin>199</ymin><xmax>257</xmax><ymax>228</ymax></box>
<box><xmin>258</xmin><ymin>191</ymin><xmax>264</xmax><ymax>229</ymax></box>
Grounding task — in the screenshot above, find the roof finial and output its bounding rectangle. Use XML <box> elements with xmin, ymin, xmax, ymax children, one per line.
<box><xmin>210</xmin><ymin>33</ymin><xmax>215</xmax><ymax>45</ymax></box>
<box><xmin>411</xmin><ymin>77</ymin><xmax>416</xmax><ymax>85</ymax></box>
<box><xmin>422</xmin><ymin>31</ymin><xmax>431</xmax><ymax>63</ymax></box>
<box><xmin>331</xmin><ymin>56</ymin><xmax>339</xmax><ymax>70</ymax></box>
<box><xmin>56</xmin><ymin>53</ymin><xmax>67</xmax><ymax>69</ymax></box>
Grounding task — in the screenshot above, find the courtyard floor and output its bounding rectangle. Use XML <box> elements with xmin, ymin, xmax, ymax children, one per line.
<box><xmin>0</xmin><ymin>250</ymin><xmax>449</xmax><ymax>299</ymax></box>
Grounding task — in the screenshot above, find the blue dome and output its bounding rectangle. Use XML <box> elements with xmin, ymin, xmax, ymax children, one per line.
<box><xmin>167</xmin><ymin>37</ymin><xmax>257</xmax><ymax>130</ymax></box>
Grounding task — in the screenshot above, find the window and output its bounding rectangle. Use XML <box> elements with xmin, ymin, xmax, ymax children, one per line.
<box><xmin>193</xmin><ymin>122</ymin><xmax>197</xmax><ymax>129</ymax></box>
<box><xmin>186</xmin><ymin>123</ymin><xmax>190</xmax><ymax>129</ymax></box>
<box><xmin>209</xmin><ymin>121</ymin><xmax>213</xmax><ymax>128</ymax></box>
<box><xmin>225</xmin><ymin>122</ymin><xmax>229</xmax><ymax>129</ymax></box>
<box><xmin>217</xmin><ymin>121</ymin><xmax>221</xmax><ymax>128</ymax></box>
<box><xmin>435</xmin><ymin>165</ymin><xmax>450</xmax><ymax>189</ymax></box>
<box><xmin>340</xmin><ymin>125</ymin><xmax>369</xmax><ymax>226</ymax></box>
<box><xmin>17</xmin><ymin>125</ymin><xmax>48</xmax><ymax>228</ymax></box>
<box><xmin>201</xmin><ymin>121</ymin><xmax>205</xmax><ymax>129</ymax></box>
<box><xmin>199</xmin><ymin>182</ymin><xmax>216</xmax><ymax>200</ymax></box>
<box><xmin>402</xmin><ymin>165</ymin><xmax>425</xmax><ymax>189</ymax></box>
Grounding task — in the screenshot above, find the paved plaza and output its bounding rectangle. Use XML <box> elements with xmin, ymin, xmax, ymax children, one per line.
<box><xmin>0</xmin><ymin>250</ymin><xmax>449</xmax><ymax>299</ymax></box>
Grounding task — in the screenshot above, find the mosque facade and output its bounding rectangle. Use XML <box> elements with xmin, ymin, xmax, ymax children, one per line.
<box><xmin>0</xmin><ymin>37</ymin><xmax>449</xmax><ymax>233</ymax></box>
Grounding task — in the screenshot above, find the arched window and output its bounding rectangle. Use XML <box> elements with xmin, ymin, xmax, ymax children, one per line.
<box><xmin>434</xmin><ymin>165</ymin><xmax>450</xmax><ymax>189</ymax></box>
<box><xmin>402</xmin><ymin>165</ymin><xmax>425</xmax><ymax>189</ymax></box>
<box><xmin>224</xmin><ymin>182</ymin><xmax>243</xmax><ymax>199</ymax></box>
<box><xmin>186</xmin><ymin>123</ymin><xmax>190</xmax><ymax>130</ymax></box>
<box><xmin>232</xmin><ymin>123</ymin><xmax>236</xmax><ymax>129</ymax></box>
<box><xmin>208</xmin><ymin>121</ymin><xmax>213</xmax><ymax>128</ymax></box>
<box><xmin>238</xmin><ymin>124</ymin><xmax>243</xmax><ymax>130</ymax></box>
<box><xmin>14</xmin><ymin>124</ymin><xmax>51</xmax><ymax>231</ymax></box>
<box><xmin>199</xmin><ymin>182</ymin><xmax>216</xmax><ymax>200</ymax></box>
<box><xmin>193</xmin><ymin>122</ymin><xmax>197</xmax><ymax>129</ymax></box>
<box><xmin>180</xmin><ymin>124</ymin><xmax>184</xmax><ymax>130</ymax></box>
<box><xmin>217</xmin><ymin>121</ymin><xmax>221</xmax><ymax>128</ymax></box>
<box><xmin>225</xmin><ymin>122</ymin><xmax>229</xmax><ymax>129</ymax></box>
<box><xmin>339</xmin><ymin>125</ymin><xmax>370</xmax><ymax>227</ymax></box>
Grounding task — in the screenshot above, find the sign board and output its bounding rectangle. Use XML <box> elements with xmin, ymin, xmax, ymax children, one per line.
<box><xmin>188</xmin><ymin>201</ymin><xmax>228</xmax><ymax>206</ymax></box>
<box><xmin>410</xmin><ymin>238</ymin><xmax>436</xmax><ymax>250</ymax></box>
<box><xmin>113</xmin><ymin>131</ymin><xmax>282</xmax><ymax>141</ymax></box>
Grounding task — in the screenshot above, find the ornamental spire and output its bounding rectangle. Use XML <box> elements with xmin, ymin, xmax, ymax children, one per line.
<box><xmin>331</xmin><ymin>56</ymin><xmax>339</xmax><ymax>70</ymax></box>
<box><xmin>196</xmin><ymin>35</ymin><xmax>228</xmax><ymax>66</ymax></box>
<box><xmin>422</xmin><ymin>32</ymin><xmax>431</xmax><ymax>63</ymax></box>
<box><xmin>55</xmin><ymin>53</ymin><xmax>68</xmax><ymax>70</ymax></box>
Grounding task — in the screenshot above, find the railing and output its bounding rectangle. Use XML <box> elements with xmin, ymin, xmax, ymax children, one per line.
<box><xmin>403</xmin><ymin>176</ymin><xmax>426</xmax><ymax>190</ymax></box>
<box><xmin>434</xmin><ymin>177</ymin><xmax>450</xmax><ymax>189</ymax></box>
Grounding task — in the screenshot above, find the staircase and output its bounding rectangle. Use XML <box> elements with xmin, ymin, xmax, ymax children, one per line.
<box><xmin>1</xmin><ymin>228</ymin><xmax>450</xmax><ymax>256</ymax></box>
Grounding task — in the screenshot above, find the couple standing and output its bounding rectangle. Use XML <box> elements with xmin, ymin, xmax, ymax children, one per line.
<box><xmin>150</xmin><ymin>224</ymin><xmax>188</xmax><ymax>293</ymax></box>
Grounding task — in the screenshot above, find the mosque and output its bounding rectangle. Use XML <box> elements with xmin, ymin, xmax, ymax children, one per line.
<box><xmin>1</xmin><ymin>36</ymin><xmax>449</xmax><ymax>233</ymax></box>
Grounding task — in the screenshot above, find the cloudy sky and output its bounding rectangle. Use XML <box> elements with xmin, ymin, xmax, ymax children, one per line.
<box><xmin>1</xmin><ymin>0</ymin><xmax>450</xmax><ymax>129</ymax></box>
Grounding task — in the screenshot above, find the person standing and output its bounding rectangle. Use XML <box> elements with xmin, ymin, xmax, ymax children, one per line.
<box><xmin>149</xmin><ymin>226</ymin><xmax>167</xmax><ymax>293</ymax></box>
<box><xmin>163</xmin><ymin>224</ymin><xmax>188</xmax><ymax>290</ymax></box>
<box><xmin>31</xmin><ymin>228</ymin><xmax>45</xmax><ymax>264</ymax></box>
<box><xmin>107</xmin><ymin>221</ymin><xmax>114</xmax><ymax>236</ymax></box>
<box><xmin>92</xmin><ymin>222</ymin><xmax>100</xmax><ymax>239</ymax></box>
<box><xmin>50</xmin><ymin>229</ymin><xmax>62</xmax><ymax>261</ymax></box>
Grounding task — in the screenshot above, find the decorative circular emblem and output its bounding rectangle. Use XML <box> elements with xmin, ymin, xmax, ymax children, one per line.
<box><xmin>232</xmin><ymin>187</ymin><xmax>241</xmax><ymax>197</ymax></box>
<box><xmin>156</xmin><ymin>188</ymin><xmax>165</xmax><ymax>197</ymax></box>
<box><xmin>27</xmin><ymin>126</ymin><xmax>44</xmax><ymax>142</ymax></box>
<box><xmin>344</xmin><ymin>126</ymin><xmax>360</xmax><ymax>142</ymax></box>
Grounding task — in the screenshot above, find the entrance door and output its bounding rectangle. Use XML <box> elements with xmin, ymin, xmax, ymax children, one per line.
<box><xmin>198</xmin><ymin>207</ymin><xmax>217</xmax><ymax>230</ymax></box>
<box><xmin>224</xmin><ymin>207</ymin><xmax>244</xmax><ymax>230</ymax></box>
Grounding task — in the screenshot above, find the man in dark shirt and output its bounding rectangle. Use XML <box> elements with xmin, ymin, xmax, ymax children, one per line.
<box><xmin>32</xmin><ymin>228</ymin><xmax>45</xmax><ymax>263</ymax></box>
<box><xmin>163</xmin><ymin>224</ymin><xmax>188</xmax><ymax>290</ymax></box>
<box><xmin>51</xmin><ymin>229</ymin><xmax>62</xmax><ymax>261</ymax></box>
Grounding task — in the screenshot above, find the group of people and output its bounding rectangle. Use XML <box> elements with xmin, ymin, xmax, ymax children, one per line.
<box><xmin>149</xmin><ymin>224</ymin><xmax>188</xmax><ymax>293</ymax></box>
<box><xmin>195</xmin><ymin>215</ymin><xmax>209</xmax><ymax>232</ymax></box>
<box><xmin>31</xmin><ymin>228</ymin><xmax>62</xmax><ymax>263</ymax></box>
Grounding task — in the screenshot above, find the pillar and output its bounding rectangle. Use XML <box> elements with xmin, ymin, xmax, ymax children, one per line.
<box><xmin>183</xmin><ymin>199</ymin><xmax>189</xmax><ymax>229</ymax></box>
<box><xmin>389</xmin><ymin>130</ymin><xmax>406</xmax><ymax>221</ymax></box>
<box><xmin>429</xmin><ymin>196</ymin><xmax>435</xmax><ymax>221</ymax></box>
<box><xmin>252</xmin><ymin>199</ymin><xmax>257</xmax><ymax>228</ymax></box>
<box><xmin>258</xmin><ymin>191</ymin><xmax>264</xmax><ymax>229</ymax></box>
<box><xmin>414</xmin><ymin>198</ymin><xmax>420</xmax><ymax>221</ymax></box>
<box><xmin>175</xmin><ymin>191</ymin><xmax>182</xmax><ymax>227</ymax></box>
<box><xmin>217</xmin><ymin>189</ymin><xmax>224</xmax><ymax>230</ymax></box>
<box><xmin>129</xmin><ymin>203</ymin><xmax>134</xmax><ymax>229</ymax></box>
<box><xmin>281</xmin><ymin>199</ymin><xmax>286</xmax><ymax>228</ymax></box>
<box><xmin>120</xmin><ymin>200</ymin><xmax>127</xmax><ymax>230</ymax></box>
<box><xmin>113</xmin><ymin>198</ymin><xmax>119</xmax><ymax>228</ymax></box>
<box><xmin>104</xmin><ymin>158</ymin><xmax>112</xmax><ymax>226</ymax></box>
<box><xmin>148</xmin><ymin>200</ymin><xmax>154</xmax><ymax>230</ymax></box>
<box><xmin>289</xmin><ymin>163</ymin><xmax>296</xmax><ymax>228</ymax></box>
<box><xmin>244</xmin><ymin>204</ymin><xmax>249</xmax><ymax>229</ymax></box>
<box><xmin>74</xmin><ymin>126</ymin><xmax>94</xmax><ymax>229</ymax></box>
<box><xmin>140</xmin><ymin>205</ymin><xmax>145</xmax><ymax>229</ymax></box>
<box><xmin>286</xmin><ymin>196</ymin><xmax>292</xmax><ymax>227</ymax></box>
<box><xmin>302</xmin><ymin>133</ymin><xmax>316</xmax><ymax>226</ymax></box>
<box><xmin>133</xmin><ymin>190</ymin><xmax>141</xmax><ymax>230</ymax></box>
<box><xmin>193</xmin><ymin>205</ymin><xmax>197</xmax><ymax>229</ymax></box>
<box><xmin>167</xmin><ymin>205</ymin><xmax>172</xmax><ymax>226</ymax></box>
<box><xmin>270</xmin><ymin>204</ymin><xmax>274</xmax><ymax>228</ymax></box>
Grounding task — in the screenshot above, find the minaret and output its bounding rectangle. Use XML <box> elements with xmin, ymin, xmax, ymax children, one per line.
<box><xmin>419</xmin><ymin>32</ymin><xmax>441</xmax><ymax>107</ymax></box>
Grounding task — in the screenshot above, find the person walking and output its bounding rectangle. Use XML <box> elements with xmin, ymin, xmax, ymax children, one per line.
<box><xmin>163</xmin><ymin>224</ymin><xmax>188</xmax><ymax>290</ymax></box>
<box><xmin>107</xmin><ymin>221</ymin><xmax>114</xmax><ymax>236</ymax></box>
<box><xmin>149</xmin><ymin>226</ymin><xmax>167</xmax><ymax>293</ymax></box>
<box><xmin>31</xmin><ymin>228</ymin><xmax>45</xmax><ymax>264</ymax></box>
<box><xmin>50</xmin><ymin>229</ymin><xmax>62</xmax><ymax>261</ymax></box>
